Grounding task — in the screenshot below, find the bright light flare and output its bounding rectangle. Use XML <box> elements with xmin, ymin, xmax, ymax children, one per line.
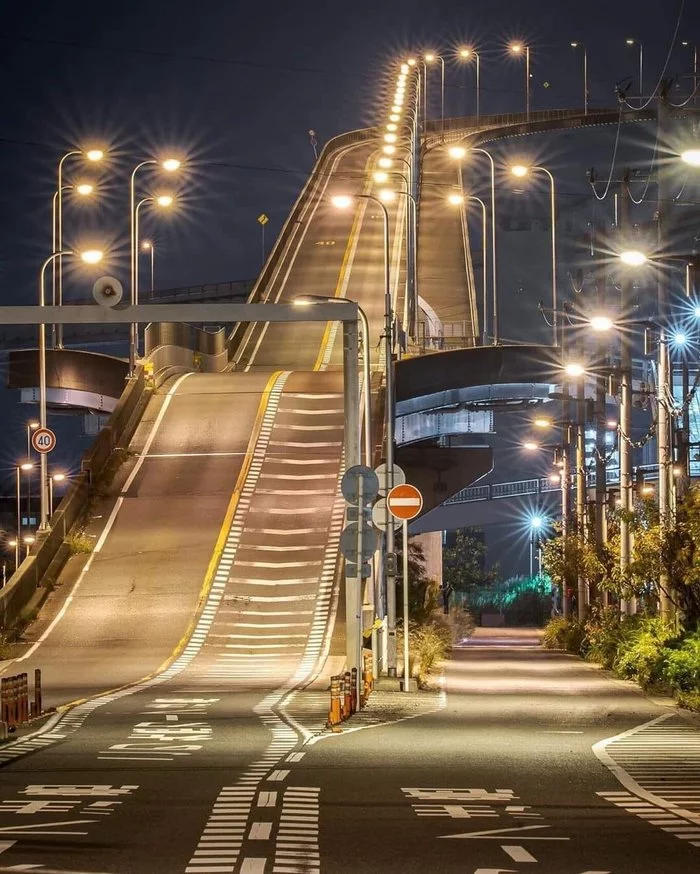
<box><xmin>533</xmin><ymin>417</ymin><xmax>552</xmax><ymax>428</ymax></box>
<box><xmin>373</xmin><ymin>171</ymin><xmax>389</xmax><ymax>183</ymax></box>
<box><xmin>75</xmin><ymin>183</ymin><xmax>94</xmax><ymax>196</ymax></box>
<box><xmin>378</xmin><ymin>157</ymin><xmax>393</xmax><ymax>169</ymax></box>
<box><xmin>331</xmin><ymin>195</ymin><xmax>353</xmax><ymax>209</ymax></box>
<box><xmin>681</xmin><ymin>149</ymin><xmax>700</xmax><ymax>167</ymax></box>
<box><xmin>447</xmin><ymin>193</ymin><xmax>464</xmax><ymax>205</ymax></box>
<box><xmin>155</xmin><ymin>195</ymin><xmax>174</xmax><ymax>207</ymax></box>
<box><xmin>52</xmin><ymin>473</ymin><xmax>66</xmax><ymax>482</ymax></box>
<box><xmin>19</xmin><ymin>462</ymin><xmax>33</xmax><ymax>471</ymax></box>
<box><xmin>620</xmin><ymin>249</ymin><xmax>648</xmax><ymax>266</ymax></box>
<box><xmin>564</xmin><ymin>362</ymin><xmax>585</xmax><ymax>378</ymax></box>
<box><xmin>448</xmin><ymin>145</ymin><xmax>467</xmax><ymax>159</ymax></box>
<box><xmin>162</xmin><ymin>158</ymin><xmax>181</xmax><ymax>172</ymax></box>
<box><xmin>389</xmin><ymin>114</ymin><xmax>400</xmax><ymax>122</ymax></box>
<box><xmin>142</xmin><ymin>240</ymin><xmax>152</xmax><ymax>251</ymax></box>
<box><xmin>85</xmin><ymin>149</ymin><xmax>104</xmax><ymax>162</ymax></box>
<box><xmin>382</xmin><ymin>145</ymin><xmax>396</xmax><ymax>155</ymax></box>
<box><xmin>523</xmin><ymin>441</ymin><xmax>540</xmax><ymax>451</ymax></box>
<box><xmin>530</xmin><ymin>515</ymin><xmax>544</xmax><ymax>529</ymax></box>
<box><xmin>459</xmin><ymin>48</ymin><xmax>472</xmax><ymax>59</ymax></box>
<box><xmin>378</xmin><ymin>189</ymin><xmax>396</xmax><ymax>202</ymax></box>
<box><xmin>590</xmin><ymin>315</ymin><xmax>614</xmax><ymax>332</ymax></box>
<box><xmin>511</xmin><ymin>164</ymin><xmax>529</xmax><ymax>177</ymax></box>
<box><xmin>673</xmin><ymin>331</ymin><xmax>688</xmax><ymax>346</ymax></box>
<box><xmin>386</xmin><ymin>123</ymin><xmax>398</xmax><ymax>132</ymax></box>
<box><xmin>510</xmin><ymin>43</ymin><xmax>523</xmax><ymax>54</ymax></box>
<box><xmin>80</xmin><ymin>249</ymin><xmax>103</xmax><ymax>264</ymax></box>
<box><xmin>424</xmin><ymin>52</ymin><xmax>436</xmax><ymax>62</ymax></box>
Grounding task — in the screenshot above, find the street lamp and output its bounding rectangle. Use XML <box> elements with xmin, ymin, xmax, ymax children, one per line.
<box><xmin>510</xmin><ymin>42</ymin><xmax>531</xmax><ymax>119</ymax></box>
<box><xmin>564</xmin><ymin>362</ymin><xmax>585</xmax><ymax>378</ymax></box>
<box><xmin>570</xmin><ymin>42</ymin><xmax>588</xmax><ymax>114</ymax></box>
<box><xmin>626</xmin><ymin>38</ymin><xmax>644</xmax><ymax>96</ymax></box>
<box><xmin>15</xmin><ymin>462</ymin><xmax>33</xmax><ymax>569</ymax></box>
<box><xmin>129</xmin><ymin>157</ymin><xmax>181</xmax><ymax>373</ymax></box>
<box><xmin>510</xmin><ymin>164</ymin><xmax>558</xmax><ymax>344</ymax></box>
<box><xmin>38</xmin><ymin>249</ymin><xmax>103</xmax><ymax>531</ymax></box>
<box><xmin>294</xmin><ymin>296</ymin><xmax>372</xmax><ymax>468</ymax></box>
<box><xmin>448</xmin><ymin>145</ymin><xmax>499</xmax><ymax>343</ymax></box>
<box><xmin>424</xmin><ymin>52</ymin><xmax>446</xmax><ymax>139</ymax></box>
<box><xmin>134</xmin><ymin>195</ymin><xmax>174</xmax><ymax>325</ymax></box>
<box><xmin>529</xmin><ymin>515</ymin><xmax>544</xmax><ymax>577</ymax></box>
<box><xmin>376</xmin><ymin>173</ymin><xmax>418</xmax><ymax>331</ymax></box>
<box><xmin>681</xmin><ymin>149</ymin><xmax>700</xmax><ymax>167</ymax></box>
<box><xmin>459</xmin><ymin>48</ymin><xmax>481</xmax><ymax>125</ymax></box>
<box><xmin>141</xmin><ymin>240</ymin><xmax>155</xmax><ymax>295</ymax></box>
<box><xmin>331</xmin><ymin>191</ymin><xmax>398</xmax><ymax>675</ymax></box>
<box><xmin>620</xmin><ymin>249</ymin><xmax>648</xmax><ymax>266</ymax></box>
<box><xmin>447</xmin><ymin>192</ymin><xmax>489</xmax><ymax>344</ymax></box>
<box><xmin>49</xmin><ymin>472</ymin><xmax>66</xmax><ymax>516</ymax></box>
<box><xmin>52</xmin><ymin>180</ymin><xmax>98</xmax><ymax>347</ymax></box>
<box><xmin>54</xmin><ymin>148</ymin><xmax>104</xmax><ymax>347</ymax></box>
<box><xmin>590</xmin><ymin>315</ymin><xmax>614</xmax><ymax>332</ymax></box>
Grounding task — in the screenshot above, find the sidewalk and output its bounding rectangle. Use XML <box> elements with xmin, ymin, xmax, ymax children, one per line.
<box><xmin>459</xmin><ymin>626</ymin><xmax>544</xmax><ymax>647</ymax></box>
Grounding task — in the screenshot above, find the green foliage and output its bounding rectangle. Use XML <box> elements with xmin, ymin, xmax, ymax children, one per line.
<box><xmin>67</xmin><ymin>533</ymin><xmax>94</xmax><ymax>555</ymax></box>
<box><xmin>661</xmin><ymin>631</ymin><xmax>700</xmax><ymax>692</ymax></box>
<box><xmin>584</xmin><ymin>607</ymin><xmax>636</xmax><ymax>668</ymax></box>
<box><xmin>542</xmin><ymin>616</ymin><xmax>585</xmax><ymax>653</ymax></box>
<box><xmin>614</xmin><ymin>619</ymin><xmax>678</xmax><ymax>688</ymax></box>
<box><xmin>443</xmin><ymin>528</ymin><xmax>499</xmax><ymax>598</ymax></box>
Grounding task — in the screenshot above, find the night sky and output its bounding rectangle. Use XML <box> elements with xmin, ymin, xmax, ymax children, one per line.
<box><xmin>0</xmin><ymin>0</ymin><xmax>698</xmax><ymax>497</ymax></box>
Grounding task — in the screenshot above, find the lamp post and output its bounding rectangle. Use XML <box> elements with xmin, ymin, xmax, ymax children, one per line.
<box><xmin>141</xmin><ymin>241</ymin><xmax>155</xmax><ymax>296</ymax></box>
<box><xmin>26</xmin><ymin>421</ymin><xmax>39</xmax><ymax>523</ymax></box>
<box><xmin>129</xmin><ymin>157</ymin><xmax>181</xmax><ymax>373</ymax></box>
<box><xmin>38</xmin><ymin>249</ymin><xmax>103</xmax><ymax>531</ymax></box>
<box><xmin>459</xmin><ymin>48</ymin><xmax>480</xmax><ymax>125</ymax></box>
<box><xmin>375</xmin><ymin>182</ymin><xmax>417</xmax><ymax>335</ymax></box>
<box><xmin>626</xmin><ymin>39</ymin><xmax>643</xmax><ymax>97</ymax></box>
<box><xmin>332</xmin><ymin>192</ymin><xmax>397</xmax><ymax>675</ymax></box>
<box><xmin>447</xmin><ymin>192</ymin><xmax>488</xmax><ymax>345</ymax></box>
<box><xmin>510</xmin><ymin>43</ymin><xmax>531</xmax><ymax>119</ymax></box>
<box><xmin>424</xmin><ymin>53</ymin><xmax>446</xmax><ymax>139</ymax></box>
<box><xmin>15</xmin><ymin>462</ymin><xmax>33</xmax><ymax>569</ymax></box>
<box><xmin>681</xmin><ymin>41</ymin><xmax>698</xmax><ymax>102</ymax></box>
<box><xmin>294</xmin><ymin>295</ymin><xmax>372</xmax><ymax>467</ymax></box>
<box><xmin>49</xmin><ymin>473</ymin><xmax>66</xmax><ymax>516</ymax></box>
<box><xmin>448</xmin><ymin>145</ymin><xmax>499</xmax><ymax>344</ymax></box>
<box><xmin>55</xmin><ymin>148</ymin><xmax>103</xmax><ymax>347</ymax></box>
<box><xmin>529</xmin><ymin>516</ymin><xmax>543</xmax><ymax>577</ymax></box>
<box><xmin>135</xmin><ymin>196</ymin><xmax>173</xmax><ymax>321</ymax></box>
<box><xmin>51</xmin><ymin>182</ymin><xmax>96</xmax><ymax>348</ymax></box>
<box><xmin>570</xmin><ymin>42</ymin><xmax>588</xmax><ymax>114</ymax></box>
<box><xmin>511</xmin><ymin>164</ymin><xmax>558</xmax><ymax>345</ymax></box>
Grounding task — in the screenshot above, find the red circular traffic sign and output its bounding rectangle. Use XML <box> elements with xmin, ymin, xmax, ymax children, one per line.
<box><xmin>387</xmin><ymin>483</ymin><xmax>423</xmax><ymax>521</ymax></box>
<box><xmin>31</xmin><ymin>427</ymin><xmax>57</xmax><ymax>454</ymax></box>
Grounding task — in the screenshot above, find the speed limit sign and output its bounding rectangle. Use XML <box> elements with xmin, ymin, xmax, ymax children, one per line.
<box><xmin>31</xmin><ymin>427</ymin><xmax>57</xmax><ymax>454</ymax></box>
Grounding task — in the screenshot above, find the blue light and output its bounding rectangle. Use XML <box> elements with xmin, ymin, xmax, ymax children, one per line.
<box><xmin>694</xmin><ymin>306</ymin><xmax>700</xmax><ymax>319</ymax></box>
<box><xmin>530</xmin><ymin>515</ymin><xmax>543</xmax><ymax>529</ymax></box>
<box><xmin>673</xmin><ymin>331</ymin><xmax>688</xmax><ymax>346</ymax></box>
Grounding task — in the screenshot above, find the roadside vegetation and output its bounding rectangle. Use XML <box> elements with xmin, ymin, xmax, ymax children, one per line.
<box><xmin>541</xmin><ymin>487</ymin><xmax>700</xmax><ymax>712</ymax></box>
<box><xmin>397</xmin><ymin>539</ymin><xmax>474</xmax><ymax>685</ymax></box>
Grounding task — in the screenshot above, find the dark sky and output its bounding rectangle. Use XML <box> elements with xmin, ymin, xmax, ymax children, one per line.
<box><xmin>0</xmin><ymin>0</ymin><xmax>697</xmax><ymax>498</ymax></box>
<box><xmin>1</xmin><ymin>0</ymin><xmax>697</xmax><ymax>300</ymax></box>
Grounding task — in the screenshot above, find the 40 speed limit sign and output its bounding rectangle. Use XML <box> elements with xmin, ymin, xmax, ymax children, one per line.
<box><xmin>31</xmin><ymin>427</ymin><xmax>57</xmax><ymax>454</ymax></box>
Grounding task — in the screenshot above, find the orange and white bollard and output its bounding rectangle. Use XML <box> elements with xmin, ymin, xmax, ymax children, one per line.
<box><xmin>343</xmin><ymin>671</ymin><xmax>352</xmax><ymax>719</ymax></box>
<box><xmin>350</xmin><ymin>667</ymin><xmax>358</xmax><ymax>714</ymax></box>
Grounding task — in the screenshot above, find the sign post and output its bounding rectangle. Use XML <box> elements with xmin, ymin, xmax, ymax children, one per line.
<box><xmin>257</xmin><ymin>213</ymin><xmax>269</xmax><ymax>266</ymax></box>
<box><xmin>387</xmin><ymin>483</ymin><xmax>423</xmax><ymax>692</ymax></box>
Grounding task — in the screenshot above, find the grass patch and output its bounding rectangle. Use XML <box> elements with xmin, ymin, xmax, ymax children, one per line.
<box><xmin>67</xmin><ymin>533</ymin><xmax>94</xmax><ymax>555</ymax></box>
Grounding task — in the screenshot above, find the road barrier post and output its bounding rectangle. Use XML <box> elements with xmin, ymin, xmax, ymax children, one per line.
<box><xmin>328</xmin><ymin>675</ymin><xmax>342</xmax><ymax>727</ymax></box>
<box><xmin>19</xmin><ymin>673</ymin><xmax>28</xmax><ymax>723</ymax></box>
<box><xmin>350</xmin><ymin>667</ymin><xmax>358</xmax><ymax>714</ymax></box>
<box><xmin>34</xmin><ymin>668</ymin><xmax>42</xmax><ymax>717</ymax></box>
<box><xmin>343</xmin><ymin>670</ymin><xmax>352</xmax><ymax>717</ymax></box>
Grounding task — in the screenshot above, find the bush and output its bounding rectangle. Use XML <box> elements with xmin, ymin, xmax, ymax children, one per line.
<box><xmin>662</xmin><ymin>631</ymin><xmax>700</xmax><ymax>692</ymax></box>
<box><xmin>614</xmin><ymin>619</ymin><xmax>677</xmax><ymax>688</ymax></box>
<box><xmin>585</xmin><ymin>608</ymin><xmax>635</xmax><ymax>668</ymax></box>
<box><xmin>67</xmin><ymin>533</ymin><xmax>94</xmax><ymax>554</ymax></box>
<box><xmin>542</xmin><ymin>616</ymin><xmax>585</xmax><ymax>653</ymax></box>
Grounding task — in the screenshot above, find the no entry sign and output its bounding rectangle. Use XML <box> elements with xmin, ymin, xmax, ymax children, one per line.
<box><xmin>387</xmin><ymin>483</ymin><xmax>423</xmax><ymax>521</ymax></box>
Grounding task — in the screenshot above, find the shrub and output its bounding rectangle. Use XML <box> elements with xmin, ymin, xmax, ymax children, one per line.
<box><xmin>662</xmin><ymin>631</ymin><xmax>700</xmax><ymax>692</ymax></box>
<box><xmin>542</xmin><ymin>617</ymin><xmax>585</xmax><ymax>653</ymax></box>
<box><xmin>613</xmin><ymin>619</ymin><xmax>678</xmax><ymax>688</ymax></box>
<box><xmin>585</xmin><ymin>608</ymin><xmax>634</xmax><ymax>668</ymax></box>
<box><xmin>67</xmin><ymin>533</ymin><xmax>94</xmax><ymax>555</ymax></box>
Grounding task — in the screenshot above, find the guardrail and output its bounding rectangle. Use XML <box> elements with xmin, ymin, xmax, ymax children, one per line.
<box><xmin>444</xmin><ymin>462</ymin><xmax>700</xmax><ymax>505</ymax></box>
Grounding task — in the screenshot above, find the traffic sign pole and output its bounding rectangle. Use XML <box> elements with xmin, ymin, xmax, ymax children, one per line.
<box><xmin>403</xmin><ymin>518</ymin><xmax>410</xmax><ymax>693</ymax></box>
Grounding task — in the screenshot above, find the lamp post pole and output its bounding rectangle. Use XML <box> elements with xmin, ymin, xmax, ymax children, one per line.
<box><xmin>15</xmin><ymin>467</ymin><xmax>21</xmax><ymax>570</ymax></box>
<box><xmin>55</xmin><ymin>151</ymin><xmax>81</xmax><ymax>349</ymax></box>
<box><xmin>470</xmin><ymin>148</ymin><xmax>498</xmax><ymax>344</ymax></box>
<box><xmin>130</xmin><ymin>161</ymin><xmax>157</xmax><ymax>374</ymax></box>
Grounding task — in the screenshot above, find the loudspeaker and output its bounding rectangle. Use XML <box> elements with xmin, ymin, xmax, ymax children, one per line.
<box><xmin>92</xmin><ymin>276</ymin><xmax>124</xmax><ymax>308</ymax></box>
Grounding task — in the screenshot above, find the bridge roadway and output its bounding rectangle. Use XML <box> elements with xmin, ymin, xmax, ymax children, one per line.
<box><xmin>0</xmin><ymin>129</ymin><xmax>418</xmax><ymax>870</ymax></box>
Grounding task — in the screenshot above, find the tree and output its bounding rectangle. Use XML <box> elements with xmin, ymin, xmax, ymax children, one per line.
<box><xmin>443</xmin><ymin>528</ymin><xmax>499</xmax><ymax>606</ymax></box>
<box><xmin>396</xmin><ymin>538</ymin><xmax>438</xmax><ymax>623</ymax></box>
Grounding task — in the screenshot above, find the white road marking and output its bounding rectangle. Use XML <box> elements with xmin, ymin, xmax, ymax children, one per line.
<box><xmin>502</xmin><ymin>845</ymin><xmax>537</xmax><ymax>862</ymax></box>
<box><xmin>240</xmin><ymin>859</ymin><xmax>266</xmax><ymax>874</ymax></box>
<box><xmin>249</xmin><ymin>822</ymin><xmax>272</xmax><ymax>840</ymax></box>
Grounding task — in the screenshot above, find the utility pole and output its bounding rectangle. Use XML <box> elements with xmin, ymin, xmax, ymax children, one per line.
<box><xmin>576</xmin><ymin>378</ymin><xmax>588</xmax><ymax>620</ymax></box>
<box><xmin>593</xmin><ymin>231</ymin><xmax>608</xmax><ymax>607</ymax></box>
<box><xmin>618</xmin><ymin>173</ymin><xmax>635</xmax><ymax>614</ymax></box>
<box><xmin>656</xmin><ymin>88</ymin><xmax>674</xmax><ymax>619</ymax></box>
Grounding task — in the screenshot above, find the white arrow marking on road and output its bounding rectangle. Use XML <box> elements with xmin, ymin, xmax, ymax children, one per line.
<box><xmin>0</xmin><ymin>820</ymin><xmax>94</xmax><ymax>836</ymax></box>
<box><xmin>441</xmin><ymin>824</ymin><xmax>569</xmax><ymax>840</ymax></box>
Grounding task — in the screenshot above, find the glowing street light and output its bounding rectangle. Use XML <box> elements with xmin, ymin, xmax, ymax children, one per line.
<box><xmin>378</xmin><ymin>189</ymin><xmax>396</xmax><ymax>203</ymax></box>
<box><xmin>590</xmin><ymin>315</ymin><xmax>614</xmax><ymax>332</ymax></box>
<box><xmin>509</xmin><ymin>42</ymin><xmax>531</xmax><ymax>119</ymax></box>
<box><xmin>533</xmin><ymin>416</ymin><xmax>553</xmax><ymax>428</ymax></box>
<box><xmin>620</xmin><ymin>249</ymin><xmax>648</xmax><ymax>266</ymax></box>
<box><xmin>38</xmin><ymin>249</ymin><xmax>103</xmax><ymax>530</ymax></box>
<box><xmin>570</xmin><ymin>42</ymin><xmax>588</xmax><ymax>114</ymax></box>
<box><xmin>523</xmin><ymin>441</ymin><xmax>540</xmax><ymax>451</ymax></box>
<box><xmin>129</xmin><ymin>156</ymin><xmax>182</xmax><ymax>372</ymax></box>
<box><xmin>564</xmin><ymin>362</ymin><xmax>585</xmax><ymax>378</ymax></box>
<box><xmin>447</xmin><ymin>192</ymin><xmax>464</xmax><ymax>206</ymax></box>
<box><xmin>141</xmin><ymin>240</ymin><xmax>155</xmax><ymax>294</ymax></box>
<box><xmin>378</xmin><ymin>157</ymin><xmax>393</xmax><ymax>169</ymax></box>
<box><xmin>15</xmin><ymin>461</ymin><xmax>34</xmax><ymax>569</ymax></box>
<box><xmin>134</xmin><ymin>194</ymin><xmax>175</xmax><ymax>330</ymax></box>
<box><xmin>448</xmin><ymin>145</ymin><xmax>466</xmax><ymax>160</ymax></box>
<box><xmin>681</xmin><ymin>149</ymin><xmax>700</xmax><ymax>167</ymax></box>
<box><xmin>510</xmin><ymin>163</ymin><xmax>558</xmax><ymax>344</ymax></box>
<box><xmin>424</xmin><ymin>52</ymin><xmax>446</xmax><ymax>139</ymax></box>
<box><xmin>459</xmin><ymin>47</ymin><xmax>481</xmax><ymax>125</ymax></box>
<box><xmin>626</xmin><ymin>38</ymin><xmax>643</xmax><ymax>96</ymax></box>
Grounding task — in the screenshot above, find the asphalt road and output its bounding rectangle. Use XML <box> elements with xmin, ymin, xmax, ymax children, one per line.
<box><xmin>1</xmin><ymin>633</ymin><xmax>699</xmax><ymax>871</ymax></box>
